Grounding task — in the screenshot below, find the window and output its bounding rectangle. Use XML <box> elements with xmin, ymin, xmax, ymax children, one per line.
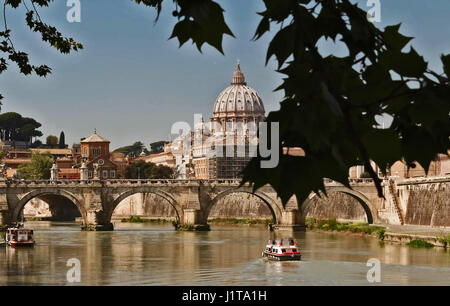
<box><xmin>102</xmin><ymin>170</ymin><xmax>108</xmax><ymax>178</ymax></box>
<box><xmin>110</xmin><ymin>170</ymin><xmax>116</xmax><ymax>178</ymax></box>
<box><xmin>281</xmin><ymin>249</ymin><xmax>286</xmax><ymax>253</ymax></box>
<box><xmin>88</xmin><ymin>171</ymin><xmax>92</xmax><ymax>178</ymax></box>
<box><xmin>93</xmin><ymin>148</ymin><xmax>100</xmax><ymax>156</ymax></box>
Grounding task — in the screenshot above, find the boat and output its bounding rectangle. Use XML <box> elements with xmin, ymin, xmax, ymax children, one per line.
<box><xmin>5</xmin><ymin>223</ymin><xmax>35</xmax><ymax>247</ymax></box>
<box><xmin>262</xmin><ymin>238</ymin><xmax>301</xmax><ymax>261</ymax></box>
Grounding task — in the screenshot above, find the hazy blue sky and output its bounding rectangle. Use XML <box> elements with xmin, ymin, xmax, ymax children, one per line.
<box><xmin>1</xmin><ymin>0</ymin><xmax>450</xmax><ymax>149</ymax></box>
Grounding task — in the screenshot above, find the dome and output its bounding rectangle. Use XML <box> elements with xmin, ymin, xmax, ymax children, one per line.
<box><xmin>212</xmin><ymin>62</ymin><xmax>265</xmax><ymax>121</ymax></box>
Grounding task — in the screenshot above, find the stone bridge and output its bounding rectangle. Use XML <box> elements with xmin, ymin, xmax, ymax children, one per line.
<box><xmin>0</xmin><ymin>178</ymin><xmax>386</xmax><ymax>231</ymax></box>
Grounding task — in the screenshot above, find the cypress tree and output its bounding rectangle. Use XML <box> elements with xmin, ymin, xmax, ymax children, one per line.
<box><xmin>59</xmin><ymin>131</ymin><xmax>66</xmax><ymax>148</ymax></box>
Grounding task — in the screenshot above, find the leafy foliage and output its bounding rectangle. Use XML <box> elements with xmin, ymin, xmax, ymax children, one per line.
<box><xmin>125</xmin><ymin>159</ymin><xmax>173</xmax><ymax>179</ymax></box>
<box><xmin>150</xmin><ymin>140</ymin><xmax>169</xmax><ymax>154</ymax></box>
<box><xmin>134</xmin><ymin>0</ymin><xmax>234</xmax><ymax>54</ymax></box>
<box><xmin>241</xmin><ymin>0</ymin><xmax>450</xmax><ymax>206</ymax></box>
<box><xmin>58</xmin><ymin>131</ymin><xmax>66</xmax><ymax>148</ymax></box>
<box><xmin>114</xmin><ymin>141</ymin><xmax>148</xmax><ymax>157</ymax></box>
<box><xmin>17</xmin><ymin>151</ymin><xmax>52</xmax><ymax>179</ymax></box>
<box><xmin>0</xmin><ymin>0</ymin><xmax>83</xmax><ymax>105</ymax></box>
<box><xmin>45</xmin><ymin>135</ymin><xmax>58</xmax><ymax>146</ymax></box>
<box><xmin>0</xmin><ymin>112</ymin><xmax>42</xmax><ymax>142</ymax></box>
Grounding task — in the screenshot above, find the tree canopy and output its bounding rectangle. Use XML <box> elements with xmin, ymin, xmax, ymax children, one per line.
<box><xmin>114</xmin><ymin>141</ymin><xmax>149</xmax><ymax>157</ymax></box>
<box><xmin>17</xmin><ymin>151</ymin><xmax>52</xmax><ymax>179</ymax></box>
<box><xmin>150</xmin><ymin>141</ymin><xmax>169</xmax><ymax>154</ymax></box>
<box><xmin>2</xmin><ymin>0</ymin><xmax>449</xmax><ymax>207</ymax></box>
<box><xmin>45</xmin><ymin>135</ymin><xmax>58</xmax><ymax>146</ymax></box>
<box><xmin>0</xmin><ymin>112</ymin><xmax>42</xmax><ymax>142</ymax></box>
<box><xmin>125</xmin><ymin>160</ymin><xmax>173</xmax><ymax>179</ymax></box>
<box><xmin>58</xmin><ymin>131</ymin><xmax>66</xmax><ymax>148</ymax></box>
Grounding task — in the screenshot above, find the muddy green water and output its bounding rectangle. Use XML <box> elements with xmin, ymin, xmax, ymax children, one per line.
<box><xmin>0</xmin><ymin>221</ymin><xmax>449</xmax><ymax>285</ymax></box>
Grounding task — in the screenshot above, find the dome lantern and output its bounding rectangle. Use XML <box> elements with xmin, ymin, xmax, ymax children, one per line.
<box><xmin>231</xmin><ymin>60</ymin><xmax>246</xmax><ymax>85</ymax></box>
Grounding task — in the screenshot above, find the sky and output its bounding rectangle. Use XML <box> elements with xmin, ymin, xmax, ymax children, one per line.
<box><xmin>1</xmin><ymin>0</ymin><xmax>450</xmax><ymax>150</ymax></box>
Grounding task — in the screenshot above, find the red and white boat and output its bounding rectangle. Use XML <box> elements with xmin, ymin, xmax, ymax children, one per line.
<box><xmin>5</xmin><ymin>223</ymin><xmax>35</xmax><ymax>247</ymax></box>
<box><xmin>262</xmin><ymin>238</ymin><xmax>301</xmax><ymax>261</ymax></box>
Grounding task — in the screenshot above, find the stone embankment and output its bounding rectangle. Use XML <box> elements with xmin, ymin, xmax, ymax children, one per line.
<box><xmin>381</xmin><ymin>224</ymin><xmax>450</xmax><ymax>248</ymax></box>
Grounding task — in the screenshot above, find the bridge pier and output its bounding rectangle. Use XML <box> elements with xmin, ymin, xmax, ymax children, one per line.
<box><xmin>81</xmin><ymin>210</ymin><xmax>114</xmax><ymax>231</ymax></box>
<box><xmin>273</xmin><ymin>209</ymin><xmax>306</xmax><ymax>231</ymax></box>
<box><xmin>174</xmin><ymin>209</ymin><xmax>210</xmax><ymax>231</ymax></box>
<box><xmin>0</xmin><ymin>211</ymin><xmax>11</xmax><ymax>231</ymax></box>
<box><xmin>0</xmin><ymin>191</ymin><xmax>11</xmax><ymax>230</ymax></box>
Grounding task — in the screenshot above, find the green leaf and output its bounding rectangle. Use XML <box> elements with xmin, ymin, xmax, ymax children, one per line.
<box><xmin>169</xmin><ymin>0</ymin><xmax>234</xmax><ymax>54</ymax></box>
<box><xmin>384</xmin><ymin>24</ymin><xmax>413</xmax><ymax>51</ymax></box>
<box><xmin>362</xmin><ymin>129</ymin><xmax>402</xmax><ymax>174</ymax></box>
<box><xmin>441</xmin><ymin>54</ymin><xmax>450</xmax><ymax>77</ymax></box>
<box><xmin>380</xmin><ymin>47</ymin><xmax>427</xmax><ymax>78</ymax></box>
<box><xmin>266</xmin><ymin>23</ymin><xmax>295</xmax><ymax>67</ymax></box>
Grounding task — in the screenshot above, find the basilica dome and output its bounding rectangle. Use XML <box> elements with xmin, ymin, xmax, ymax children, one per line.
<box><xmin>212</xmin><ymin>62</ymin><xmax>265</xmax><ymax>124</ymax></box>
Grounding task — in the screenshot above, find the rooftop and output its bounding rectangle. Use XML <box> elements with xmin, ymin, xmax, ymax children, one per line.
<box><xmin>81</xmin><ymin>130</ymin><xmax>110</xmax><ymax>143</ymax></box>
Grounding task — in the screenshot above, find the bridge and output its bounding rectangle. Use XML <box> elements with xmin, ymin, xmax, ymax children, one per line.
<box><xmin>0</xmin><ymin>178</ymin><xmax>387</xmax><ymax>231</ymax></box>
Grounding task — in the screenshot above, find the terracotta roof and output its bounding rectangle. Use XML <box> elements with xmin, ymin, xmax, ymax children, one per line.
<box><xmin>81</xmin><ymin>132</ymin><xmax>110</xmax><ymax>143</ymax></box>
<box><xmin>59</xmin><ymin>168</ymin><xmax>80</xmax><ymax>174</ymax></box>
<box><xmin>31</xmin><ymin>148</ymin><xmax>72</xmax><ymax>155</ymax></box>
<box><xmin>4</xmin><ymin>149</ymin><xmax>30</xmax><ymax>154</ymax></box>
<box><xmin>3</xmin><ymin>159</ymin><xmax>30</xmax><ymax>164</ymax></box>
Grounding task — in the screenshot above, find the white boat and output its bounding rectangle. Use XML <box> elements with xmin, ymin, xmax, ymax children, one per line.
<box><xmin>262</xmin><ymin>238</ymin><xmax>301</xmax><ymax>261</ymax></box>
<box><xmin>5</xmin><ymin>223</ymin><xmax>35</xmax><ymax>247</ymax></box>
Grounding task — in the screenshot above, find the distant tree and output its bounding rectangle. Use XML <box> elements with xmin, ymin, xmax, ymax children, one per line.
<box><xmin>59</xmin><ymin>131</ymin><xmax>66</xmax><ymax>148</ymax></box>
<box><xmin>17</xmin><ymin>152</ymin><xmax>53</xmax><ymax>180</ymax></box>
<box><xmin>151</xmin><ymin>164</ymin><xmax>174</xmax><ymax>179</ymax></box>
<box><xmin>125</xmin><ymin>160</ymin><xmax>173</xmax><ymax>179</ymax></box>
<box><xmin>46</xmin><ymin>135</ymin><xmax>58</xmax><ymax>147</ymax></box>
<box><xmin>150</xmin><ymin>141</ymin><xmax>169</xmax><ymax>154</ymax></box>
<box><xmin>125</xmin><ymin>160</ymin><xmax>151</xmax><ymax>179</ymax></box>
<box><xmin>0</xmin><ymin>112</ymin><xmax>42</xmax><ymax>143</ymax></box>
<box><xmin>114</xmin><ymin>141</ymin><xmax>148</xmax><ymax>156</ymax></box>
<box><xmin>30</xmin><ymin>140</ymin><xmax>43</xmax><ymax>148</ymax></box>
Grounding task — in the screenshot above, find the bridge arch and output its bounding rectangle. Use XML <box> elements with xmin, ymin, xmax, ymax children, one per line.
<box><xmin>205</xmin><ymin>188</ymin><xmax>282</xmax><ymax>224</ymax></box>
<box><xmin>13</xmin><ymin>189</ymin><xmax>86</xmax><ymax>224</ymax></box>
<box><xmin>300</xmin><ymin>187</ymin><xmax>375</xmax><ymax>224</ymax></box>
<box><xmin>109</xmin><ymin>189</ymin><xmax>181</xmax><ymax>223</ymax></box>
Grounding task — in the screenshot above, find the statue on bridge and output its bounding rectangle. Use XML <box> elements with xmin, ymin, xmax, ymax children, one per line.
<box><xmin>0</xmin><ymin>163</ymin><xmax>6</xmax><ymax>180</ymax></box>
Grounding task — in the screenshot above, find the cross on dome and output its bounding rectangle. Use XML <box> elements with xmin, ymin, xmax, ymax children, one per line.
<box><xmin>232</xmin><ymin>60</ymin><xmax>246</xmax><ymax>85</ymax></box>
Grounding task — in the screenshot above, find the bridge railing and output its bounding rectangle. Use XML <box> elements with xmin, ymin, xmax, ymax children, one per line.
<box><xmin>3</xmin><ymin>177</ymin><xmax>379</xmax><ymax>187</ymax></box>
<box><xmin>3</xmin><ymin>178</ymin><xmax>244</xmax><ymax>186</ymax></box>
<box><xmin>324</xmin><ymin>178</ymin><xmax>375</xmax><ymax>184</ymax></box>
<box><xmin>396</xmin><ymin>175</ymin><xmax>450</xmax><ymax>185</ymax></box>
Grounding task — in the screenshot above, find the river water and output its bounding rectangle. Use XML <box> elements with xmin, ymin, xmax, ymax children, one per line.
<box><xmin>0</xmin><ymin>221</ymin><xmax>449</xmax><ymax>285</ymax></box>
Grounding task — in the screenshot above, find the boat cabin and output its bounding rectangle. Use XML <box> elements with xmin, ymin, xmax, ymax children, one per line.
<box><xmin>5</xmin><ymin>227</ymin><xmax>35</xmax><ymax>246</ymax></box>
<box><xmin>263</xmin><ymin>238</ymin><xmax>301</xmax><ymax>261</ymax></box>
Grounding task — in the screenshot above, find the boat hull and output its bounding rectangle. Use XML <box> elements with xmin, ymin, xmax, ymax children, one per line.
<box><xmin>262</xmin><ymin>251</ymin><xmax>301</xmax><ymax>261</ymax></box>
<box><xmin>7</xmin><ymin>241</ymin><xmax>35</xmax><ymax>247</ymax></box>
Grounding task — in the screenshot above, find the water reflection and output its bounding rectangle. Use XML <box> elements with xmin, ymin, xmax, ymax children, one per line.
<box><xmin>0</xmin><ymin>222</ymin><xmax>449</xmax><ymax>285</ymax></box>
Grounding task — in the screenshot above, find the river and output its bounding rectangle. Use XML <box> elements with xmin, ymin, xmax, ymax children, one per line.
<box><xmin>1</xmin><ymin>221</ymin><xmax>449</xmax><ymax>285</ymax></box>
